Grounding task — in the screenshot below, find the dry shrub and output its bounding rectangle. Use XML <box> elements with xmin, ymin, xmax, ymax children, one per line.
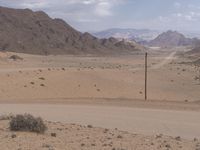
<box><xmin>9</xmin><ymin>114</ymin><xmax>47</xmax><ymax>133</ymax></box>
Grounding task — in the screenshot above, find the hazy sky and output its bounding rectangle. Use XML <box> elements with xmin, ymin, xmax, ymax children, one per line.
<box><xmin>0</xmin><ymin>0</ymin><xmax>200</xmax><ymax>32</ymax></box>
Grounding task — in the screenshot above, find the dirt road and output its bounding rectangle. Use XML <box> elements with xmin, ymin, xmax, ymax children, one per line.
<box><xmin>150</xmin><ymin>51</ymin><xmax>177</xmax><ymax>69</ymax></box>
<box><xmin>0</xmin><ymin>103</ymin><xmax>199</xmax><ymax>140</ymax></box>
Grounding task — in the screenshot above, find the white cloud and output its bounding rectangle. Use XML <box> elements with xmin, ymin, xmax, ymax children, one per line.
<box><xmin>2</xmin><ymin>0</ymin><xmax>200</xmax><ymax>32</ymax></box>
<box><xmin>77</xmin><ymin>18</ymin><xmax>99</xmax><ymax>22</ymax></box>
<box><xmin>174</xmin><ymin>2</ymin><xmax>181</xmax><ymax>8</ymax></box>
<box><xmin>82</xmin><ymin>0</ymin><xmax>96</xmax><ymax>5</ymax></box>
<box><xmin>95</xmin><ymin>1</ymin><xmax>112</xmax><ymax>16</ymax></box>
<box><xmin>20</xmin><ymin>1</ymin><xmax>49</xmax><ymax>9</ymax></box>
<box><xmin>176</xmin><ymin>13</ymin><xmax>182</xmax><ymax>17</ymax></box>
<box><xmin>2</xmin><ymin>0</ymin><xmax>123</xmax><ymax>18</ymax></box>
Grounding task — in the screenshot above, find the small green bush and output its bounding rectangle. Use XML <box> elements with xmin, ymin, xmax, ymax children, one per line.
<box><xmin>9</xmin><ymin>114</ymin><xmax>47</xmax><ymax>133</ymax></box>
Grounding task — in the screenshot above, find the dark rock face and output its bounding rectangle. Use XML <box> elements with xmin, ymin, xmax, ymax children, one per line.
<box><xmin>0</xmin><ymin>6</ymin><xmax>142</xmax><ymax>55</ymax></box>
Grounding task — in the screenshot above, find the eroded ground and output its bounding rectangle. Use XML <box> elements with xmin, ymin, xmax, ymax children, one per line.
<box><xmin>0</xmin><ymin>119</ymin><xmax>199</xmax><ymax>150</ymax></box>
<box><xmin>0</xmin><ymin>51</ymin><xmax>200</xmax><ymax>150</ymax></box>
<box><xmin>0</xmin><ymin>51</ymin><xmax>199</xmax><ymax>102</ymax></box>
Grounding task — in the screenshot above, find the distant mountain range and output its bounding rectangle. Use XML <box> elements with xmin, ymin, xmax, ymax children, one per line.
<box><xmin>0</xmin><ymin>6</ymin><xmax>143</xmax><ymax>55</ymax></box>
<box><xmin>147</xmin><ymin>30</ymin><xmax>200</xmax><ymax>48</ymax></box>
<box><xmin>93</xmin><ymin>28</ymin><xmax>200</xmax><ymax>48</ymax></box>
<box><xmin>2</xmin><ymin>6</ymin><xmax>200</xmax><ymax>56</ymax></box>
<box><xmin>92</xmin><ymin>28</ymin><xmax>161</xmax><ymax>42</ymax></box>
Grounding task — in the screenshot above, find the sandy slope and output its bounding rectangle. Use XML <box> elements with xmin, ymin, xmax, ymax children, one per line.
<box><xmin>0</xmin><ymin>119</ymin><xmax>199</xmax><ymax>150</ymax></box>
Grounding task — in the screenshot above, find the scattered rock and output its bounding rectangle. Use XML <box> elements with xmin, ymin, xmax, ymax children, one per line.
<box><xmin>51</xmin><ymin>133</ymin><xmax>56</xmax><ymax>137</ymax></box>
<box><xmin>103</xmin><ymin>128</ymin><xmax>109</xmax><ymax>133</ymax></box>
<box><xmin>42</xmin><ymin>144</ymin><xmax>55</xmax><ymax>150</ymax></box>
<box><xmin>117</xmin><ymin>135</ymin><xmax>123</xmax><ymax>139</ymax></box>
<box><xmin>182</xmin><ymin>69</ymin><xmax>186</xmax><ymax>72</ymax></box>
<box><xmin>102</xmin><ymin>143</ymin><xmax>107</xmax><ymax>147</ymax></box>
<box><xmin>175</xmin><ymin>136</ymin><xmax>181</xmax><ymax>141</ymax></box>
<box><xmin>30</xmin><ymin>82</ymin><xmax>35</xmax><ymax>85</ymax></box>
<box><xmin>9</xmin><ymin>55</ymin><xmax>23</xmax><ymax>61</ymax></box>
<box><xmin>40</xmin><ymin>84</ymin><xmax>45</xmax><ymax>87</ymax></box>
<box><xmin>57</xmin><ymin>128</ymin><xmax>62</xmax><ymax>131</ymax></box>
<box><xmin>196</xmin><ymin>143</ymin><xmax>200</xmax><ymax>148</ymax></box>
<box><xmin>38</xmin><ymin>77</ymin><xmax>45</xmax><ymax>80</ymax></box>
<box><xmin>156</xmin><ymin>134</ymin><xmax>163</xmax><ymax>139</ymax></box>
<box><xmin>165</xmin><ymin>144</ymin><xmax>171</xmax><ymax>148</ymax></box>
<box><xmin>11</xmin><ymin>134</ymin><xmax>17</xmax><ymax>138</ymax></box>
<box><xmin>87</xmin><ymin>125</ymin><xmax>93</xmax><ymax>128</ymax></box>
<box><xmin>96</xmin><ymin>89</ymin><xmax>101</xmax><ymax>92</ymax></box>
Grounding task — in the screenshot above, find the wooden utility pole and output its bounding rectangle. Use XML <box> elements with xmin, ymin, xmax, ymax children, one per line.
<box><xmin>145</xmin><ymin>52</ymin><xmax>148</xmax><ymax>100</ymax></box>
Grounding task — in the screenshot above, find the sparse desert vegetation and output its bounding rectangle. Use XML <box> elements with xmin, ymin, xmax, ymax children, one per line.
<box><xmin>9</xmin><ymin>114</ymin><xmax>47</xmax><ymax>133</ymax></box>
<box><xmin>0</xmin><ymin>114</ymin><xmax>199</xmax><ymax>150</ymax></box>
<box><xmin>9</xmin><ymin>55</ymin><xmax>23</xmax><ymax>61</ymax></box>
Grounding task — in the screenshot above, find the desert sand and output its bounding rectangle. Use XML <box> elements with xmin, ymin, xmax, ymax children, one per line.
<box><xmin>0</xmin><ymin>118</ymin><xmax>199</xmax><ymax>150</ymax></box>
<box><xmin>0</xmin><ymin>104</ymin><xmax>200</xmax><ymax>140</ymax></box>
<box><xmin>0</xmin><ymin>50</ymin><xmax>200</xmax><ymax>149</ymax></box>
<box><xmin>0</xmin><ymin>50</ymin><xmax>199</xmax><ymax>102</ymax></box>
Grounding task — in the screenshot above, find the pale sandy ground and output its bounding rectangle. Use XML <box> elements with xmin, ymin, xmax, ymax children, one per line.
<box><xmin>0</xmin><ymin>51</ymin><xmax>199</xmax><ymax>102</ymax></box>
<box><xmin>0</xmin><ymin>50</ymin><xmax>200</xmax><ymax>149</ymax></box>
<box><xmin>0</xmin><ymin>104</ymin><xmax>200</xmax><ymax>140</ymax></box>
<box><xmin>0</xmin><ymin>119</ymin><xmax>199</xmax><ymax>150</ymax></box>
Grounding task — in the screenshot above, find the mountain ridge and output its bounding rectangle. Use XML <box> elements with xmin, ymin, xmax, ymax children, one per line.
<box><xmin>0</xmin><ymin>6</ymin><xmax>143</xmax><ymax>55</ymax></box>
<box><xmin>147</xmin><ymin>30</ymin><xmax>199</xmax><ymax>48</ymax></box>
<box><xmin>92</xmin><ymin>28</ymin><xmax>160</xmax><ymax>42</ymax></box>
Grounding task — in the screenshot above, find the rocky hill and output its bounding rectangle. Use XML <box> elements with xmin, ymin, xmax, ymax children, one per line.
<box><xmin>0</xmin><ymin>6</ymin><xmax>142</xmax><ymax>55</ymax></box>
<box><xmin>148</xmin><ymin>30</ymin><xmax>199</xmax><ymax>48</ymax></box>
